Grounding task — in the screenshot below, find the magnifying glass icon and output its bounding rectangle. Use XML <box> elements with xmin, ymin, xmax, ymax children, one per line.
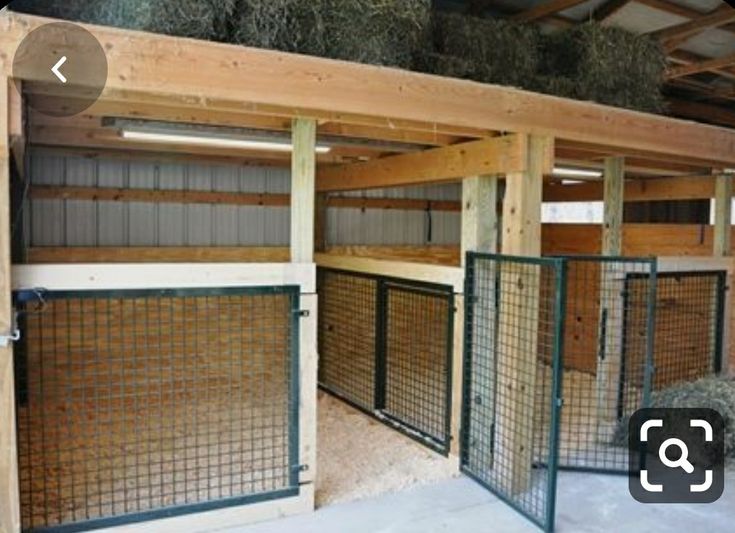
<box><xmin>659</xmin><ymin>438</ymin><xmax>695</xmax><ymax>474</ymax></box>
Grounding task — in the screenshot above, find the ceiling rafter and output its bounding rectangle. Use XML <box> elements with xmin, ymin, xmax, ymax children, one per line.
<box><xmin>667</xmin><ymin>52</ymin><xmax>735</xmax><ymax>79</ymax></box>
<box><xmin>592</xmin><ymin>0</ymin><xmax>634</xmax><ymax>22</ymax></box>
<box><xmin>650</xmin><ymin>4</ymin><xmax>735</xmax><ymax>52</ymax></box>
<box><xmin>511</xmin><ymin>0</ymin><xmax>590</xmax><ymax>22</ymax></box>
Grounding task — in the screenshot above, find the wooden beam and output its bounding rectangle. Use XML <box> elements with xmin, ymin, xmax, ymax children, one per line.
<box><xmin>8</xmin><ymin>80</ymin><xmax>23</xmax><ymax>177</ymax></box>
<box><xmin>512</xmin><ymin>0</ymin><xmax>589</xmax><ymax>22</ymax></box>
<box><xmin>667</xmin><ymin>52</ymin><xmax>735</xmax><ymax>79</ymax></box>
<box><xmin>497</xmin><ymin>135</ymin><xmax>551</xmax><ymax>494</ymax></box>
<box><xmin>317</xmin><ymin>136</ymin><xmax>532</xmax><ymax>192</ymax></box>
<box><xmin>3</xmin><ymin>14</ymin><xmax>735</xmax><ymax>166</ymax></box>
<box><xmin>714</xmin><ymin>174</ymin><xmax>733</xmax><ymax>257</ymax></box>
<box><xmin>461</xmin><ymin>175</ymin><xmax>498</xmax><ymax>266</ymax></box>
<box><xmin>0</xmin><ymin>76</ymin><xmax>20</xmax><ymax>533</ymax></box>
<box><xmin>29</xmin><ymin>185</ymin><xmax>292</xmax><ymax>206</ymax></box>
<box><xmin>668</xmin><ymin>98</ymin><xmax>735</xmax><ymax>129</ymax></box>
<box><xmin>651</xmin><ymin>6</ymin><xmax>735</xmax><ymax>52</ymax></box>
<box><xmin>291</xmin><ymin>118</ymin><xmax>317</xmax><ymax>263</ymax></box>
<box><xmin>314</xmin><ymin>193</ymin><xmax>327</xmax><ymax>253</ymax></box>
<box><xmin>26</xmin><ymin>246</ymin><xmax>290</xmax><ymax>264</ymax></box>
<box><xmin>543</xmin><ymin>175</ymin><xmax>717</xmax><ymax>203</ymax></box>
<box><xmin>326</xmin><ymin>196</ymin><xmax>460</xmax><ymax>212</ymax></box>
<box><xmin>592</xmin><ymin>0</ymin><xmax>634</xmax><ymax>21</ymax></box>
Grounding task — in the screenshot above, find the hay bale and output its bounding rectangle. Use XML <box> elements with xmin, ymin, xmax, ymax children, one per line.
<box><xmin>421</xmin><ymin>13</ymin><xmax>541</xmax><ymax>89</ymax></box>
<box><xmin>231</xmin><ymin>0</ymin><xmax>430</xmax><ymax>68</ymax></box>
<box><xmin>10</xmin><ymin>0</ymin><xmax>236</xmax><ymax>41</ymax></box>
<box><xmin>539</xmin><ymin>22</ymin><xmax>667</xmax><ymax>113</ymax></box>
<box><xmin>613</xmin><ymin>377</ymin><xmax>735</xmax><ymax>457</ymax></box>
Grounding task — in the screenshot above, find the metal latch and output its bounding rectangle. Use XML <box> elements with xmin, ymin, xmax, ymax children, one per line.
<box><xmin>294</xmin><ymin>309</ymin><xmax>310</xmax><ymax>318</ymax></box>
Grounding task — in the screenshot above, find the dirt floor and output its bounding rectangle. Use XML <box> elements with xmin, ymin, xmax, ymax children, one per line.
<box><xmin>316</xmin><ymin>391</ymin><xmax>459</xmax><ymax>507</ymax></box>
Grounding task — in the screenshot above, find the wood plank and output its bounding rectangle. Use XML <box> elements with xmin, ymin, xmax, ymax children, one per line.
<box><xmin>12</xmin><ymin>263</ymin><xmax>316</xmax><ymax>293</ymax></box>
<box><xmin>8</xmin><ymin>80</ymin><xmax>23</xmax><ymax>177</ymax></box>
<box><xmin>668</xmin><ymin>98</ymin><xmax>735</xmax><ymax>129</ymax></box>
<box><xmin>29</xmin><ymin>185</ymin><xmax>291</xmax><ymax>206</ymax></box>
<box><xmin>667</xmin><ymin>52</ymin><xmax>735</xmax><ymax>79</ymax></box>
<box><xmin>0</xmin><ymin>76</ymin><xmax>20</xmax><ymax>533</ymax></box>
<box><xmin>314</xmin><ymin>193</ymin><xmax>327</xmax><ymax>253</ymax></box>
<box><xmin>512</xmin><ymin>0</ymin><xmax>589</xmax><ymax>21</ymax></box>
<box><xmin>317</xmin><ymin>136</ymin><xmax>529</xmax><ymax>192</ymax></box>
<box><xmin>323</xmin><ymin>245</ymin><xmax>460</xmax><ymax>266</ymax></box>
<box><xmin>291</xmin><ymin>118</ymin><xmax>317</xmax><ymax>263</ymax></box>
<box><xmin>3</xmin><ymin>13</ymin><xmax>735</xmax><ymax>166</ymax></box>
<box><xmin>714</xmin><ymin>174</ymin><xmax>733</xmax><ymax>257</ymax></box>
<box><xmin>544</xmin><ymin>175</ymin><xmax>716</xmax><ymax>203</ymax></box>
<box><xmin>461</xmin><ymin>175</ymin><xmax>498</xmax><ymax>266</ymax></box>
<box><xmin>314</xmin><ymin>253</ymin><xmax>464</xmax><ymax>293</ymax></box>
<box><xmin>450</xmin><ymin>294</ymin><xmax>464</xmax><ymax>456</ymax></box>
<box><xmin>26</xmin><ymin>246</ymin><xmax>290</xmax><ymax>263</ymax></box>
<box><xmin>326</xmin><ymin>196</ymin><xmax>460</xmax><ymax>212</ymax></box>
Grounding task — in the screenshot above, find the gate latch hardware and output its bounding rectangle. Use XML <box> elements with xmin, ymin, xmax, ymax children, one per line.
<box><xmin>293</xmin><ymin>464</ymin><xmax>309</xmax><ymax>472</ymax></box>
<box><xmin>0</xmin><ymin>310</ymin><xmax>21</xmax><ymax>347</ymax></box>
<box><xmin>294</xmin><ymin>310</ymin><xmax>310</xmax><ymax>318</ymax></box>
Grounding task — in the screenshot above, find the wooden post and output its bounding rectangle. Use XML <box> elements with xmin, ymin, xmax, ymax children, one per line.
<box><xmin>714</xmin><ymin>173</ymin><xmax>733</xmax><ymax>257</ymax></box>
<box><xmin>461</xmin><ymin>175</ymin><xmax>498</xmax><ymax>264</ymax></box>
<box><xmin>497</xmin><ymin>135</ymin><xmax>552</xmax><ymax>494</ymax></box>
<box><xmin>0</xmin><ymin>78</ymin><xmax>20</xmax><ymax>533</ymax></box>
<box><xmin>290</xmin><ymin>118</ymin><xmax>317</xmax><ymax>263</ymax></box>
<box><xmin>314</xmin><ymin>193</ymin><xmax>327</xmax><ymax>253</ymax></box>
<box><xmin>596</xmin><ymin>157</ymin><xmax>625</xmax><ymax>442</ymax></box>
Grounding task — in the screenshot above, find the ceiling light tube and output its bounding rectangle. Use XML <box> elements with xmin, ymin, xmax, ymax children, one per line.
<box><xmin>552</xmin><ymin>166</ymin><xmax>603</xmax><ymax>179</ymax></box>
<box><xmin>121</xmin><ymin>130</ymin><xmax>332</xmax><ymax>154</ymax></box>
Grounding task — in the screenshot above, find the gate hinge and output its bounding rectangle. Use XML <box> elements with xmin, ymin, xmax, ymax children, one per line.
<box><xmin>294</xmin><ymin>309</ymin><xmax>310</xmax><ymax>318</ymax></box>
<box><xmin>293</xmin><ymin>464</ymin><xmax>309</xmax><ymax>473</ymax></box>
<box><xmin>556</xmin><ymin>397</ymin><xmax>564</xmax><ymax>408</ymax></box>
<box><xmin>0</xmin><ymin>309</ymin><xmax>21</xmax><ymax>347</ymax></box>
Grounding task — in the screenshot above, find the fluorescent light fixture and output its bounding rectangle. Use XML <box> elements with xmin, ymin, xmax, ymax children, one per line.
<box><xmin>552</xmin><ymin>166</ymin><xmax>603</xmax><ymax>179</ymax></box>
<box><xmin>120</xmin><ymin>129</ymin><xmax>332</xmax><ymax>154</ymax></box>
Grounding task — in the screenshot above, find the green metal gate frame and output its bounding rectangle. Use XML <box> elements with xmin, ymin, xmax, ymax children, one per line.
<box><xmin>13</xmin><ymin>285</ymin><xmax>302</xmax><ymax>533</ymax></box>
<box><xmin>461</xmin><ymin>252</ymin><xmax>566</xmax><ymax>533</ymax></box>
<box><xmin>317</xmin><ymin>267</ymin><xmax>455</xmax><ymax>455</ymax></box>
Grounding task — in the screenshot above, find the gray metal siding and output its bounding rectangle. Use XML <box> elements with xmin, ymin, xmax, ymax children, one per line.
<box><xmin>25</xmin><ymin>150</ymin><xmax>460</xmax><ymax>248</ymax></box>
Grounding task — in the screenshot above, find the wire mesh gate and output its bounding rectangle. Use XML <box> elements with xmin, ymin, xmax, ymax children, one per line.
<box><xmin>555</xmin><ymin>257</ymin><xmax>657</xmax><ymax>474</ymax></box>
<box><xmin>317</xmin><ymin>267</ymin><xmax>454</xmax><ymax>454</ymax></box>
<box><xmin>462</xmin><ymin>253</ymin><xmax>566</xmax><ymax>533</ymax></box>
<box><xmin>13</xmin><ymin>286</ymin><xmax>301</xmax><ymax>533</ymax></box>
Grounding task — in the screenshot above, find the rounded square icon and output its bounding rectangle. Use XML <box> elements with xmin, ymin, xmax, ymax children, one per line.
<box><xmin>629</xmin><ymin>408</ymin><xmax>724</xmax><ymax>504</ymax></box>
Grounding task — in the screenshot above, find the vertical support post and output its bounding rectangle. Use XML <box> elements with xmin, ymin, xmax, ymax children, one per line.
<box><xmin>497</xmin><ymin>135</ymin><xmax>553</xmax><ymax>493</ymax></box>
<box><xmin>290</xmin><ymin>117</ymin><xmax>317</xmax><ymax>513</ymax></box>
<box><xmin>714</xmin><ymin>173</ymin><xmax>732</xmax><ymax>257</ymax></box>
<box><xmin>290</xmin><ymin>118</ymin><xmax>317</xmax><ymax>263</ymax></box>
<box><xmin>314</xmin><ymin>193</ymin><xmax>328</xmax><ymax>253</ymax></box>
<box><xmin>461</xmin><ymin>175</ymin><xmax>498</xmax><ymax>263</ymax></box>
<box><xmin>596</xmin><ymin>156</ymin><xmax>625</xmax><ymax>441</ymax></box>
<box><xmin>0</xmin><ymin>78</ymin><xmax>20</xmax><ymax>533</ymax></box>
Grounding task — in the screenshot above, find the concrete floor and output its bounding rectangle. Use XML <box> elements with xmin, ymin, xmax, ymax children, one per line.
<box><xmin>222</xmin><ymin>468</ymin><xmax>735</xmax><ymax>533</ymax></box>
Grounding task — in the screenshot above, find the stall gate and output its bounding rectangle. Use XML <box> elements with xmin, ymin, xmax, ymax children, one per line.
<box><xmin>14</xmin><ymin>286</ymin><xmax>301</xmax><ymax>532</ymax></box>
<box><xmin>317</xmin><ymin>268</ymin><xmax>454</xmax><ymax>454</ymax></box>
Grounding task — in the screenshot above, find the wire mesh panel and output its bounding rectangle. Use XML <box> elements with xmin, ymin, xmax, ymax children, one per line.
<box><xmin>624</xmin><ymin>270</ymin><xmax>725</xmax><ymax>391</ymax></box>
<box><xmin>317</xmin><ymin>269</ymin><xmax>377</xmax><ymax>411</ymax></box>
<box><xmin>382</xmin><ymin>281</ymin><xmax>453</xmax><ymax>451</ymax></box>
<box><xmin>555</xmin><ymin>257</ymin><xmax>656</xmax><ymax>473</ymax></box>
<box><xmin>317</xmin><ymin>267</ymin><xmax>454</xmax><ymax>454</ymax></box>
<box><xmin>14</xmin><ymin>286</ymin><xmax>300</xmax><ymax>533</ymax></box>
<box><xmin>462</xmin><ymin>253</ymin><xmax>565</xmax><ymax>533</ymax></box>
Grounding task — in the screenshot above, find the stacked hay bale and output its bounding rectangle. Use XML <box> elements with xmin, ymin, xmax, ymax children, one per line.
<box><xmin>10</xmin><ymin>0</ymin><xmax>236</xmax><ymax>41</ymax></box>
<box><xmin>231</xmin><ymin>0</ymin><xmax>431</xmax><ymax>68</ymax></box>
<box><xmin>418</xmin><ymin>13</ymin><xmax>541</xmax><ymax>89</ymax></box>
<box><xmin>538</xmin><ymin>22</ymin><xmax>667</xmax><ymax>113</ymax></box>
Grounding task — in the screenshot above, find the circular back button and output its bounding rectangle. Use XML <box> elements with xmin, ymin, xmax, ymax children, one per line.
<box><xmin>12</xmin><ymin>22</ymin><xmax>108</xmax><ymax>117</ymax></box>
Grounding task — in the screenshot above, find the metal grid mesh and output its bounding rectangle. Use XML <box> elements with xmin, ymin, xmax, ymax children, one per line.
<box><xmin>14</xmin><ymin>287</ymin><xmax>299</xmax><ymax>532</ymax></box>
<box><xmin>462</xmin><ymin>253</ymin><xmax>564</xmax><ymax>532</ymax></box>
<box><xmin>555</xmin><ymin>257</ymin><xmax>656</xmax><ymax>473</ymax></box>
<box><xmin>625</xmin><ymin>270</ymin><xmax>725</xmax><ymax>391</ymax></box>
<box><xmin>383</xmin><ymin>282</ymin><xmax>453</xmax><ymax>446</ymax></box>
<box><xmin>317</xmin><ymin>269</ymin><xmax>377</xmax><ymax>411</ymax></box>
<box><xmin>317</xmin><ymin>268</ymin><xmax>454</xmax><ymax>453</ymax></box>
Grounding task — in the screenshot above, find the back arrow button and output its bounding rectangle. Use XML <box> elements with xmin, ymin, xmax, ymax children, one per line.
<box><xmin>51</xmin><ymin>56</ymin><xmax>67</xmax><ymax>83</ymax></box>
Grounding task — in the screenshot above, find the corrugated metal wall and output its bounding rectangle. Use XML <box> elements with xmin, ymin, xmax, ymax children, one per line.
<box><xmin>24</xmin><ymin>150</ymin><xmax>461</xmax><ymax>248</ymax></box>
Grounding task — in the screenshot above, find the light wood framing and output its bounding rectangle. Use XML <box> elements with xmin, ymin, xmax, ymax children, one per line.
<box><xmin>291</xmin><ymin>118</ymin><xmax>317</xmax><ymax>263</ymax></box>
<box><xmin>461</xmin><ymin>175</ymin><xmax>498</xmax><ymax>266</ymax></box>
<box><xmin>714</xmin><ymin>174</ymin><xmax>733</xmax><ymax>257</ymax></box>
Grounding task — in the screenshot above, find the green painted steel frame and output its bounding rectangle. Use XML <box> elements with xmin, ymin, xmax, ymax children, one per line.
<box><xmin>12</xmin><ymin>285</ymin><xmax>303</xmax><ymax>533</ymax></box>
